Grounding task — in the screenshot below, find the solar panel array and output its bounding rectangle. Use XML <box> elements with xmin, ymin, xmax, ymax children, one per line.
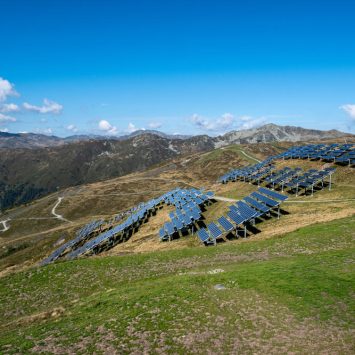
<box><xmin>159</xmin><ymin>188</ymin><xmax>214</xmax><ymax>241</ymax></box>
<box><xmin>263</xmin><ymin>167</ymin><xmax>302</xmax><ymax>189</ymax></box>
<box><xmin>197</xmin><ymin>187</ymin><xmax>288</xmax><ymax>245</ymax></box>
<box><xmin>65</xmin><ymin>195</ymin><xmax>168</xmax><ymax>259</ymax></box>
<box><xmin>40</xmin><ymin>219</ymin><xmax>104</xmax><ymax>265</ymax></box>
<box><xmin>283</xmin><ymin>167</ymin><xmax>336</xmax><ymax>195</ymax></box>
<box><xmin>278</xmin><ymin>143</ymin><xmax>354</xmax><ymax>164</ymax></box>
<box><xmin>219</xmin><ymin>143</ymin><xmax>354</xmax><ymax>184</ymax></box>
<box><xmin>42</xmin><ymin>188</ymin><xmax>215</xmax><ymax>264</ymax></box>
<box><xmin>219</xmin><ymin>157</ymin><xmax>275</xmax><ymax>184</ymax></box>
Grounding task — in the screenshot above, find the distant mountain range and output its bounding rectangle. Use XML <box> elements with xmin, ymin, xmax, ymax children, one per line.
<box><xmin>0</xmin><ymin>124</ymin><xmax>351</xmax><ymax>149</ymax></box>
<box><xmin>0</xmin><ymin>134</ymin><xmax>213</xmax><ymax>210</ymax></box>
<box><xmin>0</xmin><ymin>124</ymin><xmax>352</xmax><ymax>210</ymax></box>
<box><xmin>214</xmin><ymin>123</ymin><xmax>351</xmax><ymax>146</ymax></box>
<box><xmin>0</xmin><ymin>130</ymin><xmax>191</xmax><ymax>149</ymax></box>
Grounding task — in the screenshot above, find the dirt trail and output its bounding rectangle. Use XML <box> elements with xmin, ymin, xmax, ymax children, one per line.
<box><xmin>239</xmin><ymin>149</ymin><xmax>261</xmax><ymax>163</ymax></box>
<box><xmin>214</xmin><ymin>196</ymin><xmax>238</xmax><ymax>202</ymax></box>
<box><xmin>0</xmin><ymin>219</ymin><xmax>10</xmax><ymax>232</ymax></box>
<box><xmin>51</xmin><ymin>198</ymin><xmax>71</xmax><ymax>222</ymax></box>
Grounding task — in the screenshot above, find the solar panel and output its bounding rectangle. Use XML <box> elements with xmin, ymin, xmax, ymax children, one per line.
<box><xmin>218</xmin><ymin>216</ymin><xmax>234</xmax><ymax>232</ymax></box>
<box><xmin>251</xmin><ymin>192</ymin><xmax>279</xmax><ymax>207</ymax></box>
<box><xmin>171</xmin><ymin>217</ymin><xmax>183</xmax><ymax>230</ymax></box>
<box><xmin>181</xmin><ymin>214</ymin><xmax>192</xmax><ymax>226</ymax></box>
<box><xmin>227</xmin><ymin>210</ymin><xmax>246</xmax><ymax>225</ymax></box>
<box><xmin>258</xmin><ymin>187</ymin><xmax>288</xmax><ymax>201</ymax></box>
<box><xmin>191</xmin><ymin>210</ymin><xmax>201</xmax><ymax>220</ymax></box>
<box><xmin>197</xmin><ymin>228</ymin><xmax>210</xmax><ymax>242</ymax></box>
<box><xmin>244</xmin><ymin>196</ymin><xmax>269</xmax><ymax>213</ymax></box>
<box><xmin>159</xmin><ymin>229</ymin><xmax>167</xmax><ymax>239</ymax></box>
<box><xmin>236</xmin><ymin>201</ymin><xmax>258</xmax><ymax>219</ymax></box>
<box><xmin>208</xmin><ymin>222</ymin><xmax>223</xmax><ymax>239</ymax></box>
<box><xmin>166</xmin><ymin>222</ymin><xmax>175</xmax><ymax>235</ymax></box>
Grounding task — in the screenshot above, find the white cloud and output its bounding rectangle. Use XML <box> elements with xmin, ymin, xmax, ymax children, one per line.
<box><xmin>238</xmin><ymin>115</ymin><xmax>267</xmax><ymax>130</ymax></box>
<box><xmin>127</xmin><ymin>122</ymin><xmax>139</xmax><ymax>133</ymax></box>
<box><xmin>98</xmin><ymin>119</ymin><xmax>118</xmax><ymax>135</ymax></box>
<box><xmin>0</xmin><ymin>113</ymin><xmax>16</xmax><ymax>123</ymax></box>
<box><xmin>34</xmin><ymin>127</ymin><xmax>53</xmax><ymax>135</ymax></box>
<box><xmin>0</xmin><ymin>103</ymin><xmax>20</xmax><ymax>113</ymax></box>
<box><xmin>0</xmin><ymin>128</ymin><xmax>9</xmax><ymax>133</ymax></box>
<box><xmin>0</xmin><ymin>77</ymin><xmax>18</xmax><ymax>102</ymax></box>
<box><xmin>340</xmin><ymin>104</ymin><xmax>355</xmax><ymax>120</ymax></box>
<box><xmin>191</xmin><ymin>112</ymin><xmax>269</xmax><ymax>134</ymax></box>
<box><xmin>66</xmin><ymin>124</ymin><xmax>78</xmax><ymax>133</ymax></box>
<box><xmin>23</xmin><ymin>98</ymin><xmax>63</xmax><ymax>114</ymax></box>
<box><xmin>191</xmin><ymin>113</ymin><xmax>235</xmax><ymax>132</ymax></box>
<box><xmin>148</xmin><ymin>121</ymin><xmax>162</xmax><ymax>129</ymax></box>
<box><xmin>43</xmin><ymin>128</ymin><xmax>53</xmax><ymax>135</ymax></box>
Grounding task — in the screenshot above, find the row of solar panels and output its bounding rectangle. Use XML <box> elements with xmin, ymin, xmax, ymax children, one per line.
<box><xmin>247</xmin><ymin>166</ymin><xmax>335</xmax><ymax>195</ymax></box>
<box><xmin>278</xmin><ymin>143</ymin><xmax>354</xmax><ymax>164</ymax></box>
<box><xmin>197</xmin><ymin>187</ymin><xmax>288</xmax><ymax>245</ymax></box>
<box><xmin>220</xmin><ymin>163</ymin><xmax>335</xmax><ymax>196</ymax></box>
<box><xmin>41</xmin><ymin>188</ymin><xmax>211</xmax><ymax>265</ymax></box>
<box><xmin>66</xmin><ymin>207</ymin><xmax>152</xmax><ymax>259</ymax></box>
<box><xmin>41</xmin><ymin>192</ymin><xmax>176</xmax><ymax>265</ymax></box>
<box><xmin>219</xmin><ymin>162</ymin><xmax>274</xmax><ymax>184</ymax></box>
<box><xmin>255</xmin><ymin>166</ymin><xmax>335</xmax><ymax>194</ymax></box>
<box><xmin>163</xmin><ymin>189</ymin><xmax>213</xmax><ymax>209</ymax></box>
<box><xmin>283</xmin><ymin>167</ymin><xmax>336</xmax><ymax>194</ymax></box>
<box><xmin>219</xmin><ymin>143</ymin><xmax>353</xmax><ymax>184</ymax></box>
<box><xmin>159</xmin><ymin>190</ymin><xmax>214</xmax><ymax>241</ymax></box>
<box><xmin>264</xmin><ymin>167</ymin><xmax>302</xmax><ymax>188</ymax></box>
<box><xmin>40</xmin><ymin>219</ymin><xmax>105</xmax><ymax>265</ymax></box>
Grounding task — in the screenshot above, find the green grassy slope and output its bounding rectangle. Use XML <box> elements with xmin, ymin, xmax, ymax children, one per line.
<box><xmin>1</xmin><ymin>216</ymin><xmax>354</xmax><ymax>353</ymax></box>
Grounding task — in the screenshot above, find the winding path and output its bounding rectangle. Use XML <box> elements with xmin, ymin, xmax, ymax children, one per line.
<box><xmin>51</xmin><ymin>197</ymin><xmax>70</xmax><ymax>222</ymax></box>
<box><xmin>214</xmin><ymin>196</ymin><xmax>238</xmax><ymax>202</ymax></box>
<box><xmin>239</xmin><ymin>149</ymin><xmax>261</xmax><ymax>163</ymax></box>
<box><xmin>0</xmin><ymin>219</ymin><xmax>10</xmax><ymax>232</ymax></box>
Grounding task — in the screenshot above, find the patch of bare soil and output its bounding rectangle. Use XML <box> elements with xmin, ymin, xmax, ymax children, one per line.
<box><xmin>2</xmin><ymin>307</ymin><xmax>65</xmax><ymax>330</ymax></box>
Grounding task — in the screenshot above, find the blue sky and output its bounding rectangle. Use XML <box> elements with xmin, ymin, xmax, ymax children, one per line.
<box><xmin>1</xmin><ymin>0</ymin><xmax>355</xmax><ymax>137</ymax></box>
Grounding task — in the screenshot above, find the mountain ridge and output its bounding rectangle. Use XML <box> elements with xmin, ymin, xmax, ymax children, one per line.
<box><xmin>0</xmin><ymin>124</ymin><xmax>351</xmax><ymax>149</ymax></box>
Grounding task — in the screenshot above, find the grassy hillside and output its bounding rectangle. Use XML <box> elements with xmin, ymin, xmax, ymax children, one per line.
<box><xmin>1</xmin><ymin>216</ymin><xmax>354</xmax><ymax>353</ymax></box>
